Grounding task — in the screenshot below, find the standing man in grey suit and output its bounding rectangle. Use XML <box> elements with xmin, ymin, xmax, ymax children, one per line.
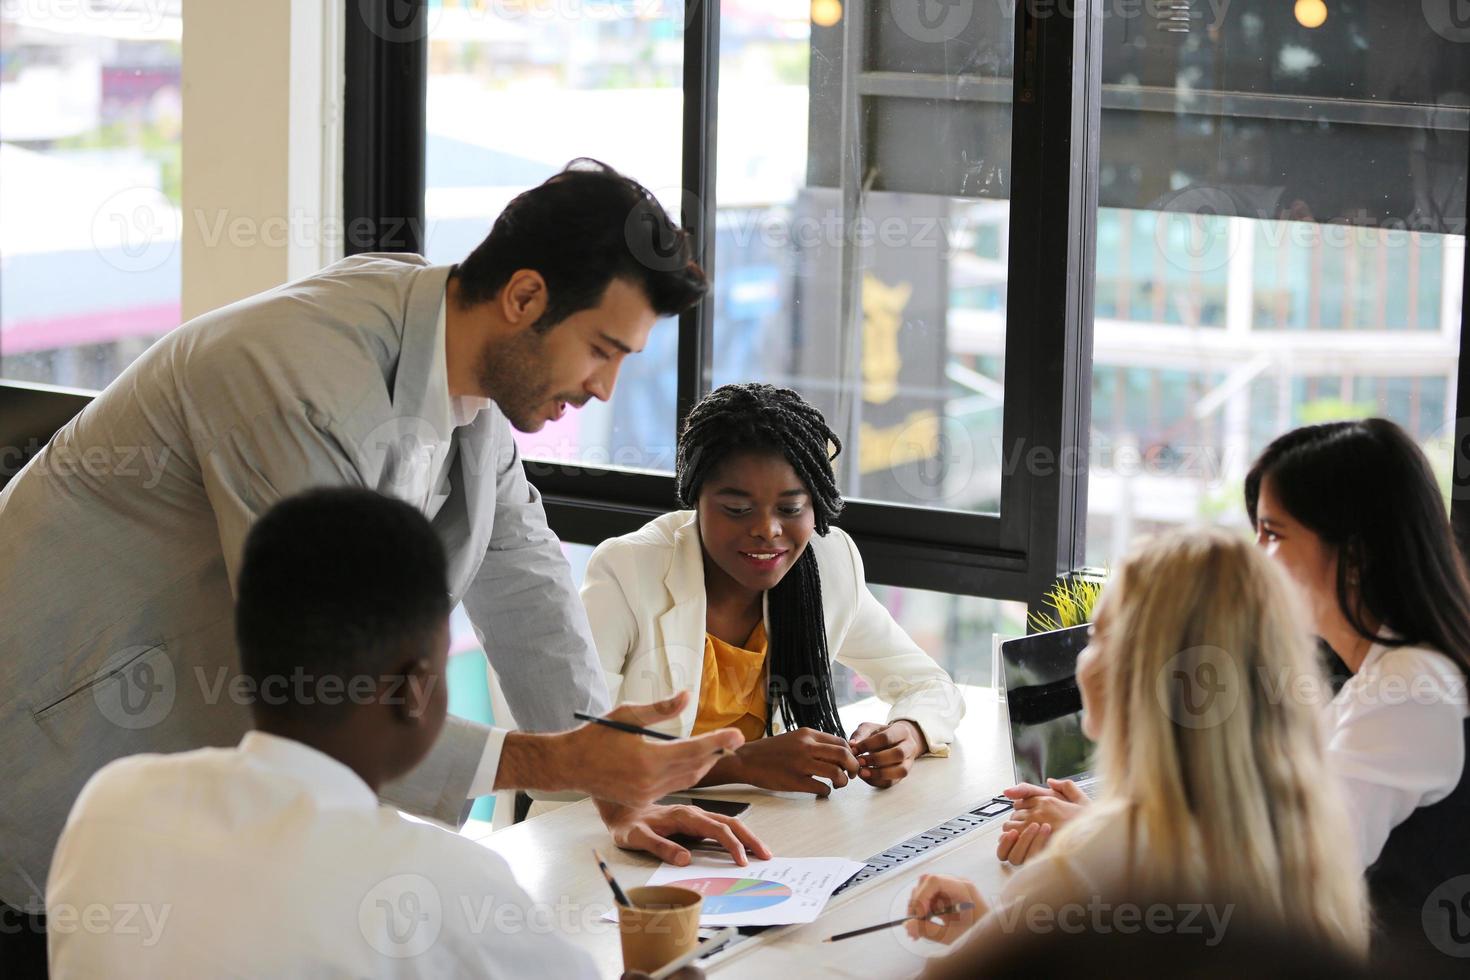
<box><xmin>0</xmin><ymin>160</ymin><xmax>769</xmax><ymax>959</ymax></box>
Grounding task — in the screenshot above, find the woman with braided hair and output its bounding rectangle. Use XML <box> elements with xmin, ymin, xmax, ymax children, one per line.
<box><xmin>581</xmin><ymin>383</ymin><xmax>964</xmax><ymax>795</ymax></box>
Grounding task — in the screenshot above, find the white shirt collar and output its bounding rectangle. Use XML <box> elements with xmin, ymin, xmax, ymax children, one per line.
<box><xmin>238</xmin><ymin>731</ymin><xmax>377</xmax><ymax>811</ymax></box>
<box><xmin>432</xmin><ymin>295</ymin><xmax>494</xmax><ymax>430</ymax></box>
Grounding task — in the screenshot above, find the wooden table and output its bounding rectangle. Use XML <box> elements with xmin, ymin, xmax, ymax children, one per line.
<box><xmin>467</xmin><ymin>686</ymin><xmax>1023</xmax><ymax>977</ymax></box>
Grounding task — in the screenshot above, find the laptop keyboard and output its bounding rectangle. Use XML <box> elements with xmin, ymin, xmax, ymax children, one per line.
<box><xmin>832</xmin><ymin>795</ymin><xmax>1016</xmax><ymax>896</ymax></box>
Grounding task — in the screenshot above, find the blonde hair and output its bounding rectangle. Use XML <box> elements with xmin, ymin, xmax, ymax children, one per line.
<box><xmin>1049</xmin><ymin>527</ymin><xmax>1368</xmax><ymax>954</ymax></box>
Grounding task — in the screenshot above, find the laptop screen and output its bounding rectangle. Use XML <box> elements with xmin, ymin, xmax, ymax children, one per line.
<box><xmin>1000</xmin><ymin>624</ymin><xmax>1096</xmax><ymax>787</ymax></box>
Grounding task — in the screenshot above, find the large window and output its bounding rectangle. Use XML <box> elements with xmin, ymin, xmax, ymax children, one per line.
<box><xmin>421</xmin><ymin>0</ymin><xmax>685</xmax><ymax>470</ymax></box>
<box><xmin>708</xmin><ymin>2</ymin><xmax>1014</xmax><ymax>514</ymax></box>
<box><xmin>353</xmin><ymin>0</ymin><xmax>1468</xmax><ymax>617</ymax></box>
<box><xmin>1082</xmin><ymin>4</ymin><xmax>1466</xmax><ymax>565</ymax></box>
<box><xmin>391</xmin><ymin>0</ymin><xmax>1087</xmax><ymax>611</ymax></box>
<box><xmin>0</xmin><ymin>2</ymin><xmax>182</xmax><ymax>389</ymax></box>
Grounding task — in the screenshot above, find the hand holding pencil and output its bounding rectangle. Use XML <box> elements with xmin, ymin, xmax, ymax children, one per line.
<box><xmin>905</xmin><ymin>874</ymin><xmax>987</xmax><ymax>944</ymax></box>
<box><xmin>557</xmin><ymin>693</ymin><xmax>745</xmax><ymax>809</ymax></box>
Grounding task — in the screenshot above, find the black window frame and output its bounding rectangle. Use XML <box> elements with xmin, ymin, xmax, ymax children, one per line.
<box><xmin>342</xmin><ymin>0</ymin><xmax>1470</xmax><ymax>609</ymax></box>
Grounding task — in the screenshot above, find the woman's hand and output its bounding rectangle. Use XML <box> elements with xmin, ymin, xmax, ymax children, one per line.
<box><xmin>905</xmin><ymin>874</ymin><xmax>987</xmax><ymax>944</ymax></box>
<box><xmin>727</xmin><ymin>728</ymin><xmax>860</xmax><ymax>796</ymax></box>
<box><xmin>994</xmin><ymin>778</ymin><xmax>1089</xmax><ymax>865</ymax></box>
<box><xmin>848</xmin><ymin>720</ymin><xmax>928</xmax><ymax>788</ymax></box>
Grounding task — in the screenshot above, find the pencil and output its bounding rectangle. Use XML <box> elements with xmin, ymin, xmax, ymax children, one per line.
<box><xmin>822</xmin><ymin>902</ymin><xmax>974</xmax><ymax>943</ymax></box>
<box><xmin>593</xmin><ymin>848</ymin><xmax>631</xmax><ymax>907</ymax></box>
<box><xmin>573</xmin><ymin>711</ymin><xmax>734</xmax><ymax>756</ymax></box>
<box><xmin>574</xmin><ymin>711</ymin><xmax>678</xmax><ymax>740</ymax></box>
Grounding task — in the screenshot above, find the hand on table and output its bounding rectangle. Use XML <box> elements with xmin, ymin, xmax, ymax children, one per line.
<box><xmin>523</xmin><ymin>691</ymin><xmax>742</xmax><ymax>808</ymax></box>
<box><xmin>720</xmin><ymin>727</ymin><xmax>860</xmax><ymax>797</ymax></box>
<box><xmin>905</xmin><ymin>874</ymin><xmax>987</xmax><ymax>944</ymax></box>
<box><xmin>995</xmin><ymin>778</ymin><xmax>1089</xmax><ymax>865</ymax></box>
<box><xmin>847</xmin><ymin>720</ymin><xmax>928</xmax><ymax>788</ymax></box>
<box><xmin>596</xmin><ymin>799</ymin><xmax>771</xmax><ymax>868</ymax></box>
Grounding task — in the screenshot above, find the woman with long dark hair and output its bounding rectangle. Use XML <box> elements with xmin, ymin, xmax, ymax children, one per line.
<box><xmin>581</xmin><ymin>383</ymin><xmax>964</xmax><ymax>794</ymax></box>
<box><xmin>1245</xmin><ymin>418</ymin><xmax>1470</xmax><ymax>959</ymax></box>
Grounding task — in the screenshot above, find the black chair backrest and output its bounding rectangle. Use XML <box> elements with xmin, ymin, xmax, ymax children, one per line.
<box><xmin>0</xmin><ymin>381</ymin><xmax>94</xmax><ymax>490</ymax></box>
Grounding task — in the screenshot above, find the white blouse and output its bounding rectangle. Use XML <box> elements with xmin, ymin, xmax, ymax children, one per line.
<box><xmin>1325</xmin><ymin>641</ymin><xmax>1470</xmax><ymax>869</ymax></box>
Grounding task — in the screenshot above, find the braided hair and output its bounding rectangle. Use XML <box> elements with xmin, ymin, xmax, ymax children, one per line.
<box><xmin>676</xmin><ymin>383</ymin><xmax>846</xmax><ymax>736</ymax></box>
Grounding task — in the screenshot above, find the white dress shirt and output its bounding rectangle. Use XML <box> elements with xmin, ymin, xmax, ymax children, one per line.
<box><xmin>418</xmin><ymin>298</ymin><xmax>507</xmax><ymax>799</ymax></box>
<box><xmin>420</xmin><ymin>297</ymin><xmax>495</xmax><ymax>520</ymax></box>
<box><xmin>1326</xmin><ymin>640</ymin><xmax>1470</xmax><ymax>868</ymax></box>
<box><xmin>46</xmin><ymin>732</ymin><xmax>596</xmax><ymax>979</ymax></box>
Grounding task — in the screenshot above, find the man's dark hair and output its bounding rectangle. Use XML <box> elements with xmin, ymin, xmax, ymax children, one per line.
<box><xmin>675</xmin><ymin>382</ymin><xmax>846</xmax><ymax>737</ymax></box>
<box><xmin>453</xmin><ymin>158</ymin><xmax>708</xmax><ymax>330</ymax></box>
<box><xmin>236</xmin><ymin>488</ymin><xmax>451</xmax><ymax>723</ymax></box>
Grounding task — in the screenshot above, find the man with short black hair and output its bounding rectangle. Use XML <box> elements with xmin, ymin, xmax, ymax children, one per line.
<box><xmin>48</xmin><ymin>488</ymin><xmax>599</xmax><ymax>976</ymax></box>
<box><xmin>1</xmin><ymin>159</ymin><xmax>767</xmax><ymax>958</ymax></box>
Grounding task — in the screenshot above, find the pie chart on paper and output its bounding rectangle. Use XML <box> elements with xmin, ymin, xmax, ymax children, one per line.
<box><xmin>677</xmin><ymin>876</ymin><xmax>793</xmax><ymax>915</ymax></box>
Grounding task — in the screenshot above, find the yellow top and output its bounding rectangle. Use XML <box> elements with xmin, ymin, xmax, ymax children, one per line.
<box><xmin>691</xmin><ymin>621</ymin><xmax>769</xmax><ymax>743</ymax></box>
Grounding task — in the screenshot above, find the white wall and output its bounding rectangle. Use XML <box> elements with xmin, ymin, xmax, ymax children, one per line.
<box><xmin>181</xmin><ymin>0</ymin><xmax>342</xmax><ymax>320</ymax></box>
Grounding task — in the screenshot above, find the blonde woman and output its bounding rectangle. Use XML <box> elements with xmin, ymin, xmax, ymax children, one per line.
<box><xmin>907</xmin><ymin>528</ymin><xmax>1368</xmax><ymax>968</ymax></box>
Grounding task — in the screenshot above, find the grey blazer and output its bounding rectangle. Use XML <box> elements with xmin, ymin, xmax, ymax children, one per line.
<box><xmin>0</xmin><ymin>254</ymin><xmax>609</xmax><ymax>908</ymax></box>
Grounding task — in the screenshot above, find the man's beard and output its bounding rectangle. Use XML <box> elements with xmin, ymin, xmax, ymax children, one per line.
<box><xmin>475</xmin><ymin>330</ymin><xmax>581</xmax><ymax>432</ymax></box>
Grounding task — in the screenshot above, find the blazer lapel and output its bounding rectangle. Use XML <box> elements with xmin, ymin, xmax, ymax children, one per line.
<box><xmin>442</xmin><ymin>409</ymin><xmax>502</xmax><ymax>600</ymax></box>
<box><xmin>391</xmin><ymin>263</ymin><xmax>454</xmax><ymax>418</ymax></box>
<box><xmin>657</xmin><ymin>513</ymin><xmax>707</xmax><ymax>735</ymax></box>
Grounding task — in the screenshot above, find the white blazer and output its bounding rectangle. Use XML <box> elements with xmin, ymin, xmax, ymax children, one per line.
<box><xmin>581</xmin><ymin>510</ymin><xmax>966</xmax><ymax>752</ymax></box>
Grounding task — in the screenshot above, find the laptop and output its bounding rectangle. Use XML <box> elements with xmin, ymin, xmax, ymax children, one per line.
<box><xmin>998</xmin><ymin>624</ymin><xmax>1101</xmax><ymax>796</ymax></box>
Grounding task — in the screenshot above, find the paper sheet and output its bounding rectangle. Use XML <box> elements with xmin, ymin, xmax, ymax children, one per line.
<box><xmin>607</xmin><ymin>856</ymin><xmax>866</xmax><ymax>927</ymax></box>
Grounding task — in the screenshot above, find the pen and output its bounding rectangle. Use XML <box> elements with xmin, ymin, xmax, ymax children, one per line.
<box><xmin>574</xmin><ymin>711</ymin><xmax>678</xmax><ymax>740</ymax></box>
<box><xmin>593</xmin><ymin>848</ymin><xmax>631</xmax><ymax>908</ymax></box>
<box><xmin>822</xmin><ymin>902</ymin><xmax>975</xmax><ymax>943</ymax></box>
<box><xmin>573</xmin><ymin>711</ymin><xmax>734</xmax><ymax>756</ymax></box>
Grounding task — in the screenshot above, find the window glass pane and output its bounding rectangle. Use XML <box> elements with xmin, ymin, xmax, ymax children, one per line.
<box><xmin>1085</xmin><ymin>4</ymin><xmax>1465</xmax><ymax>566</ymax></box>
<box><xmin>0</xmin><ymin>3</ymin><xmax>182</xmax><ymax>389</ymax></box>
<box><xmin>837</xmin><ymin>586</ymin><xmax>1025</xmax><ymax>703</ymax></box>
<box><xmin>709</xmin><ymin>0</ymin><xmax>1014</xmax><ymax>515</ymax></box>
<box><xmin>423</xmin><ymin>0</ymin><xmax>684</xmax><ymax>470</ymax></box>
